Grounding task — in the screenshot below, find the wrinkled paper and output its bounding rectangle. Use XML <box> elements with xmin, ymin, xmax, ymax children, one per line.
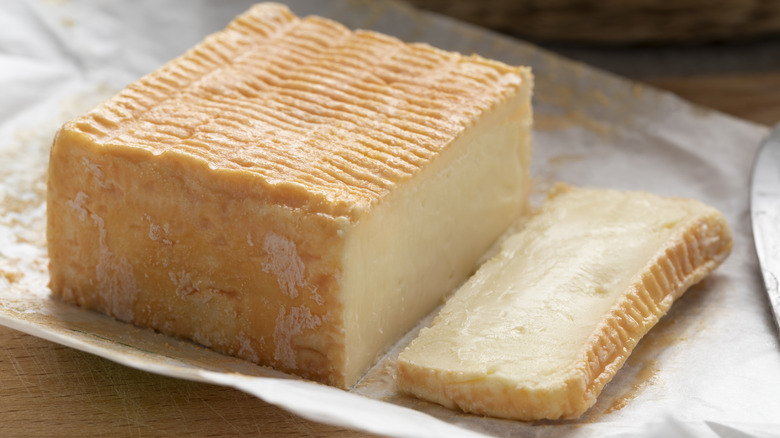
<box><xmin>1</xmin><ymin>1</ymin><xmax>779</xmax><ymax>437</ymax></box>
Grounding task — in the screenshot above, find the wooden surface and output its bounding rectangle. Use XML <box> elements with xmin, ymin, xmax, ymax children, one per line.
<box><xmin>643</xmin><ymin>71</ymin><xmax>780</xmax><ymax>126</ymax></box>
<box><xmin>0</xmin><ymin>327</ymin><xmax>376</xmax><ymax>437</ymax></box>
<box><xmin>2</xmin><ymin>16</ymin><xmax>779</xmax><ymax>438</ymax></box>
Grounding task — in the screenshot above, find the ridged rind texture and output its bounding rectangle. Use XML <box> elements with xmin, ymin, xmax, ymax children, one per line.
<box><xmin>396</xmin><ymin>184</ymin><xmax>733</xmax><ymax>420</ymax></box>
<box><xmin>574</xmin><ymin>209</ymin><xmax>732</xmax><ymax>418</ymax></box>
<box><xmin>64</xmin><ymin>2</ymin><xmax>528</xmax><ymax>220</ymax></box>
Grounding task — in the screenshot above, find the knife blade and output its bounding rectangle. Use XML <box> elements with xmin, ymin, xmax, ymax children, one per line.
<box><xmin>751</xmin><ymin>123</ymin><xmax>780</xmax><ymax>338</ymax></box>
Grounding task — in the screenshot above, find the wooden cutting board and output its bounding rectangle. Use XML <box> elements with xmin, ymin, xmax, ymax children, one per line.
<box><xmin>0</xmin><ymin>325</ymin><xmax>374</xmax><ymax>437</ymax></box>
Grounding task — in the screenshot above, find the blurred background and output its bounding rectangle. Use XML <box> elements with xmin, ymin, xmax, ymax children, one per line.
<box><xmin>407</xmin><ymin>0</ymin><xmax>780</xmax><ymax>125</ymax></box>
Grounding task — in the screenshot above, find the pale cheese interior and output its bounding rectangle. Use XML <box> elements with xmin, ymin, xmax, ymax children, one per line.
<box><xmin>397</xmin><ymin>185</ymin><xmax>732</xmax><ymax>419</ymax></box>
<box><xmin>341</xmin><ymin>94</ymin><xmax>531</xmax><ymax>385</ymax></box>
<box><xmin>405</xmin><ymin>189</ymin><xmax>677</xmax><ymax>376</ymax></box>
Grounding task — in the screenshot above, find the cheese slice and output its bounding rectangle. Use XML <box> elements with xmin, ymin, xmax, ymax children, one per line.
<box><xmin>396</xmin><ymin>184</ymin><xmax>732</xmax><ymax>419</ymax></box>
<box><xmin>46</xmin><ymin>3</ymin><xmax>533</xmax><ymax>388</ymax></box>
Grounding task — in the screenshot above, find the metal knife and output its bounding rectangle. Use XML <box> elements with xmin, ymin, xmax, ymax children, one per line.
<box><xmin>751</xmin><ymin>123</ymin><xmax>780</xmax><ymax>337</ymax></box>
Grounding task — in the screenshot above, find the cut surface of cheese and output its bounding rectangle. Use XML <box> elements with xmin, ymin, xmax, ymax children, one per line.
<box><xmin>396</xmin><ymin>184</ymin><xmax>732</xmax><ymax>420</ymax></box>
<box><xmin>46</xmin><ymin>3</ymin><xmax>533</xmax><ymax>388</ymax></box>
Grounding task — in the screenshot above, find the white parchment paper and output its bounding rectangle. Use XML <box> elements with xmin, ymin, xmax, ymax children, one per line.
<box><xmin>1</xmin><ymin>1</ymin><xmax>779</xmax><ymax>436</ymax></box>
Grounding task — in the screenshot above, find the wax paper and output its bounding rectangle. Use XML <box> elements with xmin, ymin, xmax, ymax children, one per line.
<box><xmin>1</xmin><ymin>1</ymin><xmax>779</xmax><ymax>437</ymax></box>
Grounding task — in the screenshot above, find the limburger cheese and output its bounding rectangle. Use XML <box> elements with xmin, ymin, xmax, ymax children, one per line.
<box><xmin>397</xmin><ymin>184</ymin><xmax>732</xmax><ymax>419</ymax></box>
<box><xmin>46</xmin><ymin>3</ymin><xmax>533</xmax><ymax>388</ymax></box>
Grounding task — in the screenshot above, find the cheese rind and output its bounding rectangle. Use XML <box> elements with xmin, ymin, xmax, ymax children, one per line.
<box><xmin>46</xmin><ymin>3</ymin><xmax>533</xmax><ymax>388</ymax></box>
<box><xmin>396</xmin><ymin>184</ymin><xmax>732</xmax><ymax>419</ymax></box>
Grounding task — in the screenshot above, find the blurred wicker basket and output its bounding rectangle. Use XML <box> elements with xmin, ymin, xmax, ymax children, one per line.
<box><xmin>406</xmin><ymin>0</ymin><xmax>780</xmax><ymax>44</ymax></box>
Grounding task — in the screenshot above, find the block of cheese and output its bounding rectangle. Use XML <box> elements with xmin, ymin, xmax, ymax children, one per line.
<box><xmin>46</xmin><ymin>3</ymin><xmax>533</xmax><ymax>388</ymax></box>
<box><xmin>397</xmin><ymin>184</ymin><xmax>732</xmax><ymax>419</ymax></box>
